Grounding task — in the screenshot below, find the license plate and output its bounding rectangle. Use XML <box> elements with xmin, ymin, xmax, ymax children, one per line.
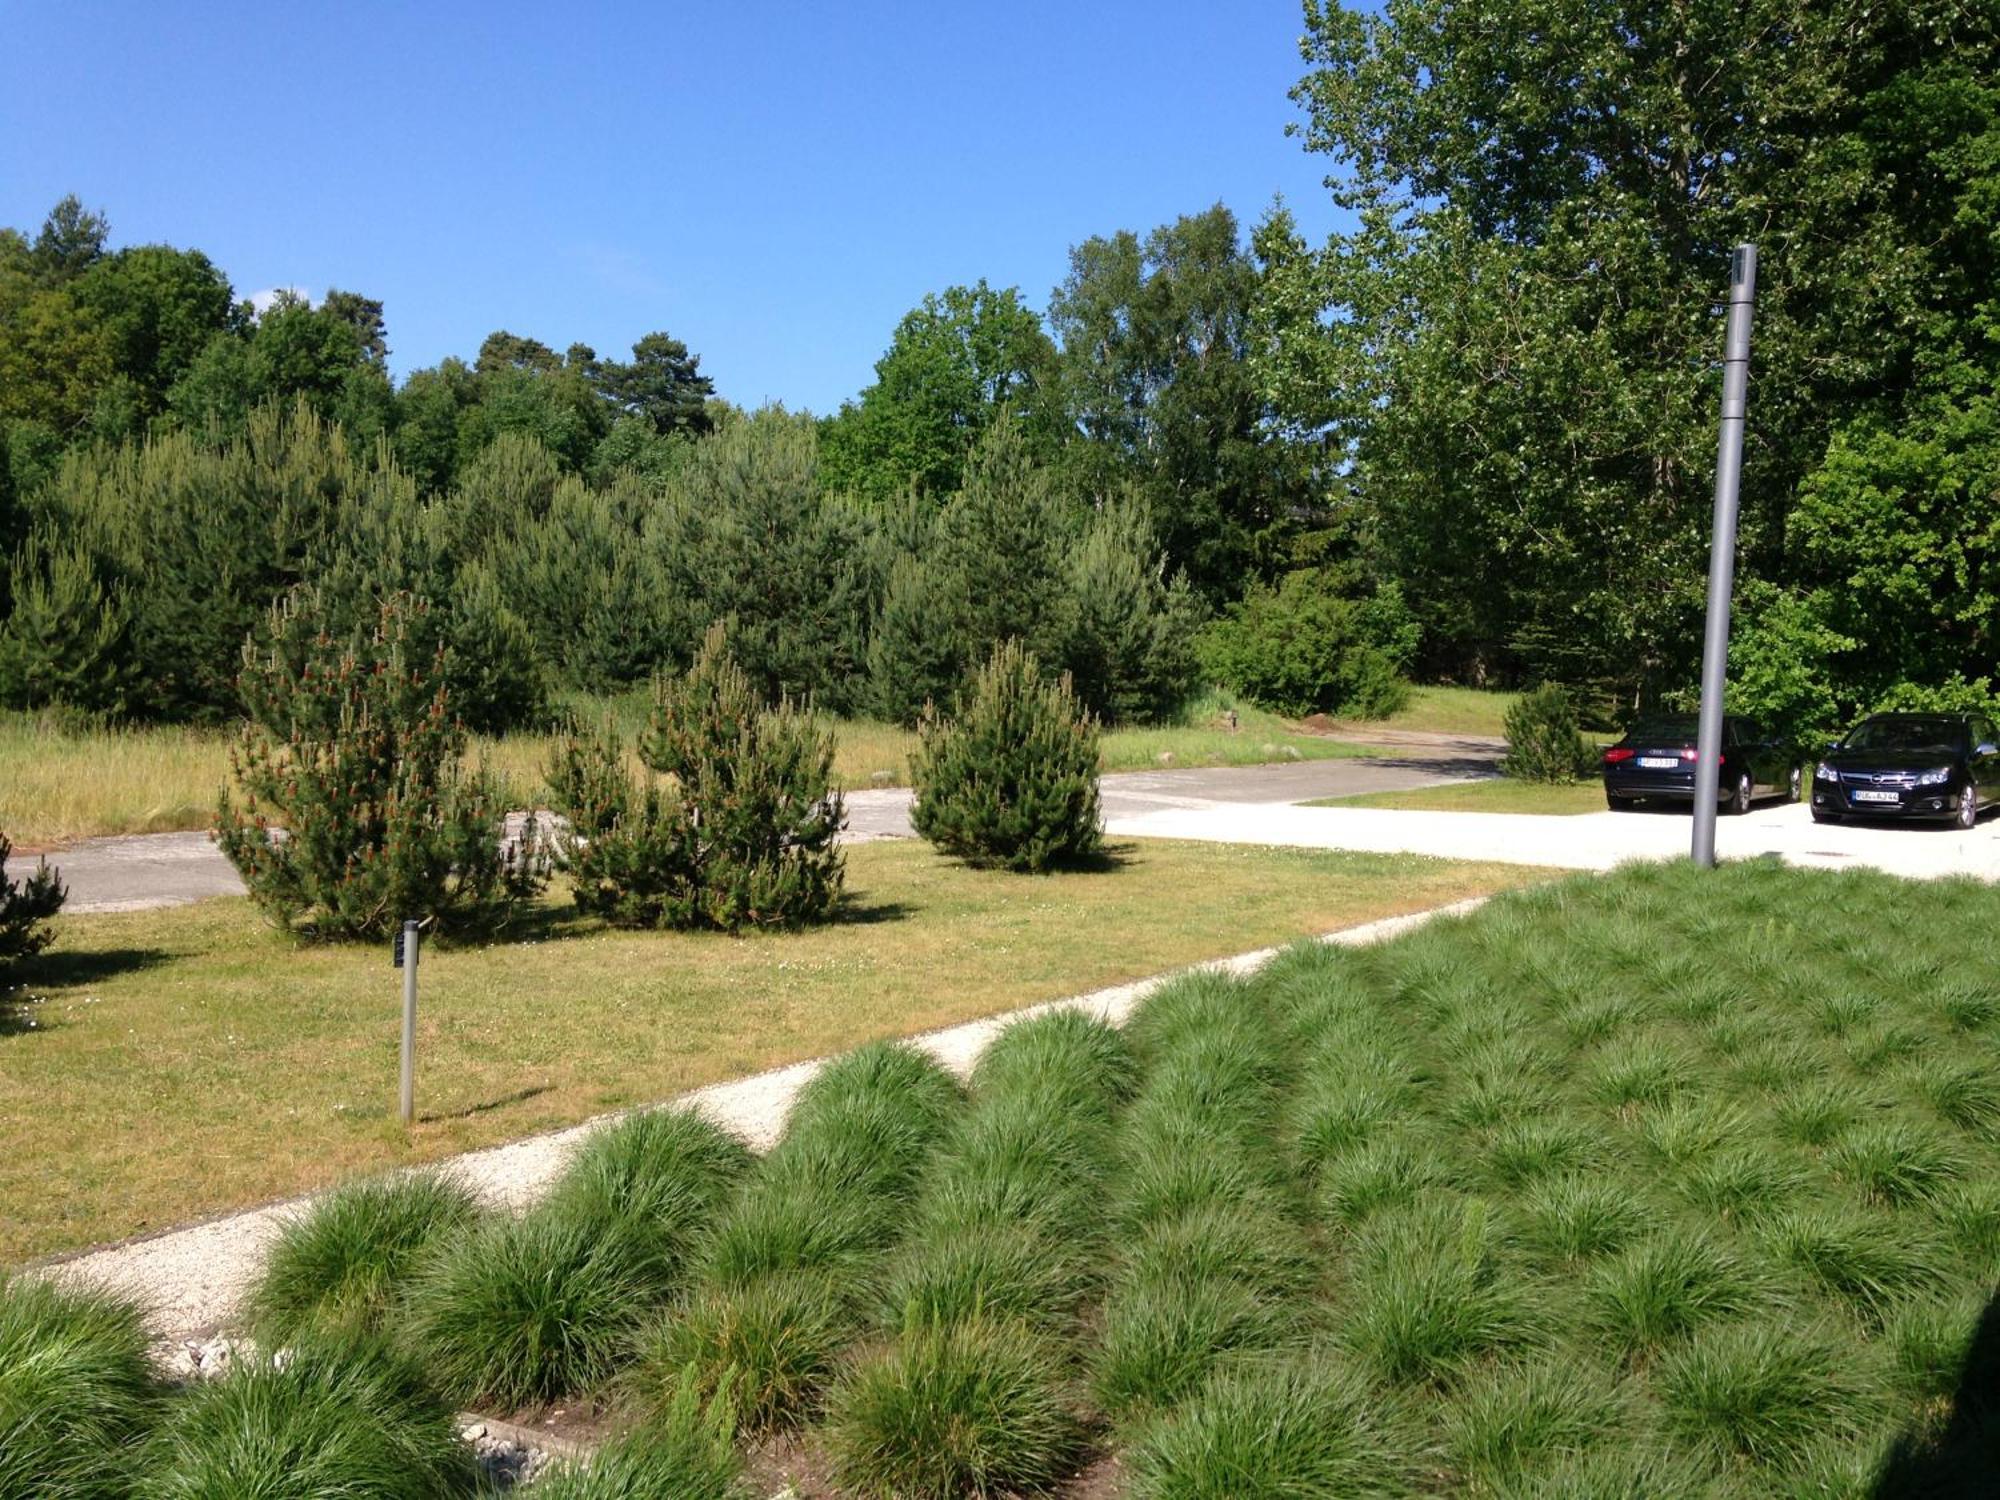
<box><xmin>1636</xmin><ymin>756</ymin><xmax>1679</xmax><ymax>770</ymax></box>
<box><xmin>1853</xmin><ymin>789</ymin><xmax>1900</xmax><ymax>803</ymax></box>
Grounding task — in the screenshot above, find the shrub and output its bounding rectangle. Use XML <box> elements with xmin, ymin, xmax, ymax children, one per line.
<box><xmin>1500</xmin><ymin>682</ymin><xmax>1595</xmax><ymax>783</ymax></box>
<box><xmin>0</xmin><ymin>830</ymin><xmax>64</xmax><ymax>969</ymax></box>
<box><xmin>1196</xmin><ymin>568</ymin><xmax>1413</xmax><ymax>719</ymax></box>
<box><xmin>215</xmin><ymin>587</ymin><xmax>545</xmax><ymax>939</ymax></box>
<box><xmin>546</xmin><ymin>625</ymin><xmax>845</xmax><ymax>930</ymax></box>
<box><xmin>243</xmin><ymin>1170</ymin><xmax>480</xmax><ymax>1346</ymax></box>
<box><xmin>0</xmin><ymin>1276</ymin><xmax>157</xmax><ymax>1500</ymax></box>
<box><xmin>137</xmin><ymin>1338</ymin><xmax>474</xmax><ymax>1500</ymax></box>
<box><xmin>825</xmin><ymin>1318</ymin><xmax>1083</xmax><ymax>1500</ymax></box>
<box><xmin>911</xmin><ymin>639</ymin><xmax>1102</xmax><ymax>872</ymax></box>
<box><xmin>533</xmin><ymin>1381</ymin><xmax>747</xmax><ymax>1500</ymax></box>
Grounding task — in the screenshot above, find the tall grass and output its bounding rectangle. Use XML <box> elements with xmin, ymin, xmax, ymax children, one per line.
<box><xmin>0</xmin><ymin>1276</ymin><xmax>158</xmax><ymax>1500</ymax></box>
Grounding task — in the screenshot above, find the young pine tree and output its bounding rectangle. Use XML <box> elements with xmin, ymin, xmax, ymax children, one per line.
<box><xmin>0</xmin><ymin>832</ymin><xmax>65</xmax><ymax>970</ymax></box>
<box><xmin>216</xmin><ymin>587</ymin><xmax>545</xmax><ymax>939</ymax></box>
<box><xmin>911</xmin><ymin>641</ymin><xmax>1103</xmax><ymax>872</ymax></box>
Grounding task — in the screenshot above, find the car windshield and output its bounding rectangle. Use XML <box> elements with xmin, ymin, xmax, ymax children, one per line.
<box><xmin>1627</xmin><ymin>717</ymin><xmax>1697</xmax><ymax>741</ymax></box>
<box><xmin>1843</xmin><ymin>717</ymin><xmax>1964</xmax><ymax>753</ymax></box>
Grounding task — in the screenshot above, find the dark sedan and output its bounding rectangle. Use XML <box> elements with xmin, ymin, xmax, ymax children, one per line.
<box><xmin>1602</xmin><ymin>715</ymin><xmax>1800</xmax><ymax>814</ymax></box>
<box><xmin>1811</xmin><ymin>712</ymin><xmax>2000</xmax><ymax>828</ymax></box>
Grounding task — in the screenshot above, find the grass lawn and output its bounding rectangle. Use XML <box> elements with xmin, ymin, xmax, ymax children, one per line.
<box><xmin>0</xmin><ymin>839</ymin><xmax>1533</xmax><ymax>1264</ymax></box>
<box><xmin>1311</xmin><ymin>777</ymin><xmax>1610</xmax><ymax>814</ymax></box>
<box><xmin>0</xmin><ymin>697</ymin><xmax>1368</xmax><ymax>848</ymax></box>
<box><xmin>1318</xmin><ymin>683</ymin><xmax>1520</xmax><ymax>738</ymax></box>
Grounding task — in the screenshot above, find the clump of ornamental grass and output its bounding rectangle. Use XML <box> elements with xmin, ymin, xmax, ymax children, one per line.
<box><xmin>1110</xmin><ymin>1140</ymin><xmax>1282</xmax><ymax>1232</ymax></box>
<box><xmin>1846</xmin><ymin>1023</ymin><xmax>1928</xmax><ymax>1076</ymax></box>
<box><xmin>1808</xmin><ymin>990</ymin><xmax>1881</xmax><ymax>1038</ymax></box>
<box><xmin>1442</xmin><ymin>1354</ymin><xmax>1626</xmax><ymax>1488</ymax></box>
<box><xmin>544</xmin><ymin>1108</ymin><xmax>754</xmax><ymax>1234</ymax></box>
<box><xmin>1826</xmin><ymin>1121</ymin><xmax>1961</xmax><ymax>1205</ymax></box>
<box><xmin>1635</xmin><ymin>1098</ymin><xmax>1745</xmax><ymax>1168</ymax></box>
<box><xmin>967</xmin><ymin>1007</ymin><xmax>1135</xmax><ymax>1120</ymax></box>
<box><xmin>1091</xmin><ymin>1276</ymin><xmax>1302</xmax><ymax>1420</ymax></box>
<box><xmin>1673</xmin><ymin>1145</ymin><xmax>1808</xmax><ymax>1223</ymax></box>
<box><xmin>1339</xmin><ymin>1200</ymin><xmax>1532</xmax><ymax>1384</ymax></box>
<box><xmin>1656</xmin><ymin>1320</ymin><xmax>1885</xmax><ymax>1473</ymax></box>
<box><xmin>1758</xmin><ymin>1206</ymin><xmax>1948</xmax><ymax>1324</ymax></box>
<box><xmin>1481</xmin><ymin>1116</ymin><xmax>1600</xmax><ymax>1188</ymax></box>
<box><xmin>1317</xmin><ymin>1136</ymin><xmax>1450</xmax><ymax>1230</ymax></box>
<box><xmin>1587</xmin><ymin>1039</ymin><xmax>1698</xmax><ymax>1110</ymax></box>
<box><xmin>1288</xmin><ymin>1072</ymin><xmax>1414</xmax><ymax>1168</ymax></box>
<box><xmin>1121</xmin><ymin>1205</ymin><xmax>1317</xmax><ymax>1303</ymax></box>
<box><xmin>1935</xmin><ymin>1181</ymin><xmax>2000</xmax><ymax>1262</ymax></box>
<box><xmin>1934</xmin><ymin>983</ymin><xmax>2000</xmax><ymax>1032</ymax></box>
<box><xmin>1885</xmin><ymin>1291</ymin><xmax>1991</xmax><ymax>1404</ymax></box>
<box><xmin>1586</xmin><ymin>1231</ymin><xmax>1763</xmax><ymax>1355</ymax></box>
<box><xmin>400</xmin><ymin>1208</ymin><xmax>662</xmax><ymax>1409</ymax></box>
<box><xmin>873</xmin><ymin>1220</ymin><xmax>1093</xmax><ymax>1336</ymax></box>
<box><xmin>1125</xmin><ymin>1353</ymin><xmax>1405</xmax><ymax>1500</ymax></box>
<box><xmin>916</xmin><ymin>1098</ymin><xmax>1113</xmax><ymax>1235</ymax></box>
<box><xmin>532</xmin><ymin>1381</ymin><xmax>747</xmax><ymax>1500</ymax></box>
<box><xmin>242</xmin><ymin>1169</ymin><xmax>480</xmax><ymax>1346</ymax></box>
<box><xmin>696</xmin><ymin>1179</ymin><xmax>890</xmax><ymax>1291</ymax></box>
<box><xmin>1118</xmin><ymin>971</ymin><xmax>1266</xmax><ymax>1066</ymax></box>
<box><xmin>1518</xmin><ymin>1174</ymin><xmax>1653</xmax><ymax>1262</ymax></box>
<box><xmin>627</xmin><ymin>1272</ymin><xmax>850</xmax><ymax>1434</ymax></box>
<box><xmin>1905</xmin><ymin>1058</ymin><xmax>2000</xmax><ymax>1137</ymax></box>
<box><xmin>787</xmin><ymin>1040</ymin><xmax>964</xmax><ymax>1143</ymax></box>
<box><xmin>1769</xmin><ymin>1080</ymin><xmax>1855</xmax><ymax>1147</ymax></box>
<box><xmin>0</xmin><ymin>1275</ymin><xmax>158</xmax><ymax>1500</ymax></box>
<box><xmin>137</xmin><ymin>1338</ymin><xmax>473</xmax><ymax>1500</ymax></box>
<box><xmin>825</xmin><ymin>1317</ymin><xmax>1084</xmax><ymax>1500</ymax></box>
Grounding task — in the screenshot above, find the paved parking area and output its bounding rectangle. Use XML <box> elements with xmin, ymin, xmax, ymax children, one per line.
<box><xmin>1111</xmin><ymin>798</ymin><xmax>2000</xmax><ymax>881</ymax></box>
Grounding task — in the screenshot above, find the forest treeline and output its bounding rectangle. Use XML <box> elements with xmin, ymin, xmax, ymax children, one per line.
<box><xmin>3</xmin><ymin>0</ymin><xmax>1997</xmax><ymax>745</ymax></box>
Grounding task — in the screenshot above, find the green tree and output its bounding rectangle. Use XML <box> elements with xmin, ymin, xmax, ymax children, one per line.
<box><xmin>1264</xmin><ymin>0</ymin><xmax>2000</xmax><ymax>696</ymax></box>
<box><xmin>596</xmin><ymin>331</ymin><xmax>716</xmax><ymax>437</ymax></box>
<box><xmin>0</xmin><ymin>831</ymin><xmax>65</xmax><ymax>970</ymax></box>
<box><xmin>1050</xmin><ymin>205</ymin><xmax>1309</xmax><ymax>598</ymax></box>
<box><xmin>819</xmin><ymin>281</ymin><xmax>1062</xmax><ymax>502</ymax></box>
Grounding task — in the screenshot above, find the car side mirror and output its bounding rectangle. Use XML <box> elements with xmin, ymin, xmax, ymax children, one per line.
<box><xmin>1825</xmin><ymin>741</ymin><xmax>1843</xmax><ymax>754</ymax></box>
<box><xmin>1979</xmin><ymin>742</ymin><xmax>1998</xmax><ymax>757</ymax></box>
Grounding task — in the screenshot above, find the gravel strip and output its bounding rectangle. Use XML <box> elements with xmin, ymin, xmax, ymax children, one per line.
<box><xmin>36</xmin><ymin>897</ymin><xmax>1490</xmax><ymax>1357</ymax></box>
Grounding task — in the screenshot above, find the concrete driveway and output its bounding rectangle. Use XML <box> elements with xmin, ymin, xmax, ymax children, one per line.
<box><xmin>1116</xmin><ymin>797</ymin><xmax>2000</xmax><ymax>881</ymax></box>
<box><xmin>12</xmin><ymin>751</ymin><xmax>1500</xmax><ymax>913</ymax></box>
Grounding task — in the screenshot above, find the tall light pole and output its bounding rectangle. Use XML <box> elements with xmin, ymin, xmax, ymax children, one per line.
<box><xmin>1691</xmin><ymin>244</ymin><xmax>1757</xmax><ymax>868</ymax></box>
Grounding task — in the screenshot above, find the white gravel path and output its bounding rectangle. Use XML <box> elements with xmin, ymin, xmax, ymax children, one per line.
<box><xmin>38</xmin><ymin>897</ymin><xmax>1490</xmax><ymax>1354</ymax></box>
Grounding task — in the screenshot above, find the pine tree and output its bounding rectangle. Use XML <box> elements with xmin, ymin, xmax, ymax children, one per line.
<box><xmin>0</xmin><ymin>831</ymin><xmax>65</xmax><ymax>969</ymax></box>
<box><xmin>0</xmin><ymin>533</ymin><xmax>133</xmax><ymax>715</ymax></box>
<box><xmin>1058</xmin><ymin>498</ymin><xmax>1201</xmax><ymax>725</ymax></box>
<box><xmin>911</xmin><ymin>641</ymin><xmax>1102</xmax><ymax>872</ymax></box>
<box><xmin>216</xmin><ymin>587</ymin><xmax>545</xmax><ymax>939</ymax></box>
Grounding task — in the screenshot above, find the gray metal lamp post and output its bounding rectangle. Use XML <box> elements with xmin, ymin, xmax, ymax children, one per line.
<box><xmin>1691</xmin><ymin>245</ymin><xmax>1758</xmax><ymax>868</ymax></box>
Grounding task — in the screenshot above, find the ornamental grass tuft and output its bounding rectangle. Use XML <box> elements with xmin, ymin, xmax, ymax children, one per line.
<box><xmin>0</xmin><ymin>1276</ymin><xmax>158</xmax><ymax>1500</ymax></box>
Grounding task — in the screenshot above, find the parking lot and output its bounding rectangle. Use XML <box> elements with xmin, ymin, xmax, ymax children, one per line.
<box><xmin>1112</xmin><ymin>796</ymin><xmax>2000</xmax><ymax>882</ymax></box>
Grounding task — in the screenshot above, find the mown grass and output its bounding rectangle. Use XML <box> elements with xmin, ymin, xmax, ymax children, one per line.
<box><xmin>1310</xmin><ymin>777</ymin><xmax>1609</xmax><ymax>814</ymax></box>
<box><xmin>0</xmin><ymin>839</ymin><xmax>1528</xmax><ymax>1263</ymax></box>
<box><xmin>0</xmin><ymin>692</ymin><xmax>1367</xmax><ymax>847</ymax></box>
<box><xmin>1320</xmin><ymin>683</ymin><xmax>1519</xmax><ymax>738</ymax></box>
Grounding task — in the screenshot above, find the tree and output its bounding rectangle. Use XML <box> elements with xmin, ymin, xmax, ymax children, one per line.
<box><xmin>1049</xmin><ymin>205</ymin><xmax>1310</xmax><ymax>599</ymax></box>
<box><xmin>1263</xmin><ymin>0</ymin><xmax>2000</xmax><ymax>697</ymax></box>
<box><xmin>819</xmin><ymin>281</ymin><xmax>1062</xmax><ymax>502</ymax></box>
<box><xmin>0</xmin><ymin>831</ymin><xmax>65</xmax><ymax>970</ymax></box>
<box><xmin>216</xmin><ymin>588</ymin><xmax>544</xmax><ymax>939</ymax></box>
<box><xmin>910</xmin><ymin>641</ymin><xmax>1102</xmax><ymax>873</ymax></box>
<box><xmin>596</xmin><ymin>332</ymin><xmax>716</xmax><ymax>437</ymax></box>
<box><xmin>30</xmin><ymin>195</ymin><xmax>108</xmax><ymax>280</ymax></box>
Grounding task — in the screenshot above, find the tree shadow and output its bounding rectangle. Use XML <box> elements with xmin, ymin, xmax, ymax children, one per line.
<box><xmin>12</xmin><ymin>946</ymin><xmax>171</xmax><ymax>989</ymax></box>
<box><xmin>830</xmin><ymin>897</ymin><xmax>914</xmax><ymax>926</ymax></box>
<box><xmin>1872</xmin><ymin>1290</ymin><xmax>2000</xmax><ymax>1497</ymax></box>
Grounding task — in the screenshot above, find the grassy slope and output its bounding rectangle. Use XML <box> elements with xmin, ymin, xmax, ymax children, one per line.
<box><xmin>0</xmin><ymin>700</ymin><xmax>1366</xmax><ymax>848</ymax></box>
<box><xmin>1311</xmin><ymin>779</ymin><xmax>1609</xmax><ymax>815</ymax></box>
<box><xmin>1321</xmin><ymin>684</ymin><xmax>1520</xmax><ymax>738</ymax></box>
<box><xmin>0</xmin><ymin>839</ymin><xmax>1532</xmax><ymax>1263</ymax></box>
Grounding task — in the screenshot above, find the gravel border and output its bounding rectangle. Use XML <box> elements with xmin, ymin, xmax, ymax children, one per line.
<box><xmin>37</xmin><ymin>897</ymin><xmax>1492</xmax><ymax>1355</ymax></box>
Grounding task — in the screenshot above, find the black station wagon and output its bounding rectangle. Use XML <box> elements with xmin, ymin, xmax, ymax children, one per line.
<box><xmin>1811</xmin><ymin>712</ymin><xmax>2000</xmax><ymax>828</ymax></box>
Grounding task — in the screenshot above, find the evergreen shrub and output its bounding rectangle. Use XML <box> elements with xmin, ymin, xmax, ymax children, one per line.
<box><xmin>1198</xmin><ymin>570</ymin><xmax>1414</xmax><ymax>719</ymax></box>
<box><xmin>547</xmin><ymin>624</ymin><xmax>845</xmax><ymax>930</ymax></box>
<box><xmin>215</xmin><ymin>586</ymin><xmax>545</xmax><ymax>939</ymax></box>
<box><xmin>1501</xmin><ymin>682</ymin><xmax>1596</xmax><ymax>784</ymax></box>
<box><xmin>910</xmin><ymin>640</ymin><xmax>1102</xmax><ymax>872</ymax></box>
<box><xmin>0</xmin><ymin>830</ymin><xmax>64</xmax><ymax>969</ymax></box>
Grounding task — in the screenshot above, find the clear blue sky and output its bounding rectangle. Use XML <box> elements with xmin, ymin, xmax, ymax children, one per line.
<box><xmin>0</xmin><ymin>1</ymin><xmax>1349</xmax><ymax>415</ymax></box>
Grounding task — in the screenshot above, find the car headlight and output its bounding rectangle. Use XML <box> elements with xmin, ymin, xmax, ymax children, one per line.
<box><xmin>1815</xmin><ymin>763</ymin><xmax>1841</xmax><ymax>782</ymax></box>
<box><xmin>1917</xmin><ymin>767</ymin><xmax>1953</xmax><ymax>786</ymax></box>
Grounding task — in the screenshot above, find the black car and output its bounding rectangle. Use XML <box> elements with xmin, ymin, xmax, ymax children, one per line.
<box><xmin>1601</xmin><ymin>715</ymin><xmax>1800</xmax><ymax>814</ymax></box>
<box><xmin>1811</xmin><ymin>712</ymin><xmax>2000</xmax><ymax>828</ymax></box>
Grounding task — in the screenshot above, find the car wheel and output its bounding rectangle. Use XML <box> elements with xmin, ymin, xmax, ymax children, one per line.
<box><xmin>1730</xmin><ymin>772</ymin><xmax>1753</xmax><ymax>815</ymax></box>
<box><xmin>1787</xmin><ymin>766</ymin><xmax>1802</xmax><ymax>803</ymax></box>
<box><xmin>1958</xmin><ymin>782</ymin><xmax>1978</xmax><ymax>830</ymax></box>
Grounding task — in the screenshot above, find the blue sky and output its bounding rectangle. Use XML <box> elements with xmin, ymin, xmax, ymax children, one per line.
<box><xmin>0</xmin><ymin>1</ymin><xmax>1349</xmax><ymax>414</ymax></box>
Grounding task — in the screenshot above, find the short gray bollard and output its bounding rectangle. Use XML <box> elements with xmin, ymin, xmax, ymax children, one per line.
<box><xmin>395</xmin><ymin>919</ymin><xmax>419</xmax><ymax>1124</ymax></box>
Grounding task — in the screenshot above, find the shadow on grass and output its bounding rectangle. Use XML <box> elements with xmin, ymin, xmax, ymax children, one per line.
<box><xmin>12</xmin><ymin>946</ymin><xmax>171</xmax><ymax>988</ymax></box>
<box><xmin>1873</xmin><ymin>1292</ymin><xmax>2000</xmax><ymax>1497</ymax></box>
<box><xmin>419</xmin><ymin>1084</ymin><xmax>553</xmax><ymax>1124</ymax></box>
